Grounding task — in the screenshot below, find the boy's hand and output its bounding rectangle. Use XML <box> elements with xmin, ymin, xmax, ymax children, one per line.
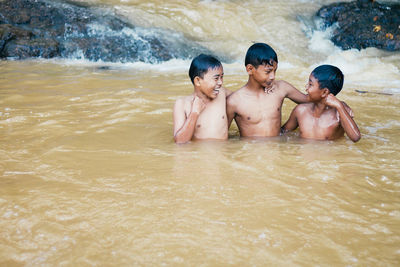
<box><xmin>324</xmin><ymin>93</ymin><xmax>342</xmax><ymax>109</ymax></box>
<box><xmin>191</xmin><ymin>95</ymin><xmax>206</xmax><ymax>114</ymax></box>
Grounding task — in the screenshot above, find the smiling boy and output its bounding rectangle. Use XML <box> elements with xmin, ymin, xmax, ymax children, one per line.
<box><xmin>227</xmin><ymin>43</ymin><xmax>308</xmax><ymax>137</ymax></box>
<box><xmin>281</xmin><ymin>65</ymin><xmax>361</xmax><ymax>142</ymax></box>
<box><xmin>173</xmin><ymin>54</ymin><xmax>230</xmax><ymax>144</ymax></box>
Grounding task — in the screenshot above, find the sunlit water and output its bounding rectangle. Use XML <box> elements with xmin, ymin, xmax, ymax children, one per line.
<box><xmin>1</xmin><ymin>0</ymin><xmax>400</xmax><ymax>266</ymax></box>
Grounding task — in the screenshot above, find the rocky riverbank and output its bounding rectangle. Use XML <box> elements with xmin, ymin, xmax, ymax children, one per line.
<box><xmin>0</xmin><ymin>0</ymin><xmax>213</xmax><ymax>62</ymax></box>
<box><xmin>316</xmin><ymin>0</ymin><xmax>400</xmax><ymax>51</ymax></box>
<box><xmin>1</xmin><ymin>0</ymin><xmax>399</xmax><ymax>62</ymax></box>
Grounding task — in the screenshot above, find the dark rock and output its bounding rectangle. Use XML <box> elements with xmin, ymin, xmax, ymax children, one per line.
<box><xmin>315</xmin><ymin>0</ymin><xmax>400</xmax><ymax>51</ymax></box>
<box><xmin>0</xmin><ymin>0</ymin><xmax>215</xmax><ymax>62</ymax></box>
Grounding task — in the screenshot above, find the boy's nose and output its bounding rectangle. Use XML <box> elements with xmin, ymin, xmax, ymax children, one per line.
<box><xmin>269</xmin><ymin>72</ymin><xmax>275</xmax><ymax>80</ymax></box>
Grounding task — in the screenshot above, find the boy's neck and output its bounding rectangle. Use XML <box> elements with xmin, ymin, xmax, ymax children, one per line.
<box><xmin>312</xmin><ymin>101</ymin><xmax>329</xmax><ymax>117</ymax></box>
<box><xmin>194</xmin><ymin>89</ymin><xmax>212</xmax><ymax>103</ymax></box>
<box><xmin>246</xmin><ymin>78</ymin><xmax>267</xmax><ymax>92</ymax></box>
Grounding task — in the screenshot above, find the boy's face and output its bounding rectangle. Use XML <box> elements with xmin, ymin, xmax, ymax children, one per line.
<box><xmin>197</xmin><ymin>66</ymin><xmax>224</xmax><ymax>99</ymax></box>
<box><xmin>251</xmin><ymin>62</ymin><xmax>277</xmax><ymax>89</ymax></box>
<box><xmin>306</xmin><ymin>74</ymin><xmax>326</xmax><ymax>102</ymax></box>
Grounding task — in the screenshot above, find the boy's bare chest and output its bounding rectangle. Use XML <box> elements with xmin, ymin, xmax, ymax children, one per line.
<box><xmin>194</xmin><ymin>97</ymin><xmax>228</xmax><ymax>139</ymax></box>
<box><xmin>197</xmin><ymin>99</ymin><xmax>226</xmax><ymax>124</ymax></box>
<box><xmin>236</xmin><ymin>93</ymin><xmax>284</xmax><ymax>123</ymax></box>
<box><xmin>299</xmin><ymin>110</ymin><xmax>341</xmax><ymax>137</ymax></box>
<box><xmin>196</xmin><ymin>95</ymin><xmax>227</xmax><ymax>131</ymax></box>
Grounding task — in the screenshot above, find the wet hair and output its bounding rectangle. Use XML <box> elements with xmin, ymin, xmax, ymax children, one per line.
<box><xmin>188</xmin><ymin>54</ymin><xmax>222</xmax><ymax>84</ymax></box>
<box><xmin>245</xmin><ymin>43</ymin><xmax>278</xmax><ymax>68</ymax></box>
<box><xmin>311</xmin><ymin>65</ymin><xmax>344</xmax><ymax>96</ymax></box>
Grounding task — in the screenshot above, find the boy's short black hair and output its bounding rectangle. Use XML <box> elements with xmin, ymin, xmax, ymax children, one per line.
<box><xmin>245</xmin><ymin>43</ymin><xmax>278</xmax><ymax>68</ymax></box>
<box><xmin>311</xmin><ymin>65</ymin><xmax>344</xmax><ymax>96</ymax></box>
<box><xmin>189</xmin><ymin>54</ymin><xmax>222</xmax><ymax>84</ymax></box>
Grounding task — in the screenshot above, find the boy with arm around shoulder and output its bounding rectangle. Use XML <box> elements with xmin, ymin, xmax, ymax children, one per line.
<box><xmin>282</xmin><ymin>65</ymin><xmax>361</xmax><ymax>142</ymax></box>
<box><xmin>227</xmin><ymin>43</ymin><xmax>308</xmax><ymax>137</ymax></box>
<box><xmin>173</xmin><ymin>54</ymin><xmax>230</xmax><ymax>144</ymax></box>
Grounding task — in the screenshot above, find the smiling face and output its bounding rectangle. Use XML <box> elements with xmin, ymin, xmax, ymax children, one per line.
<box><xmin>196</xmin><ymin>66</ymin><xmax>224</xmax><ymax>99</ymax></box>
<box><xmin>306</xmin><ymin>74</ymin><xmax>327</xmax><ymax>102</ymax></box>
<box><xmin>250</xmin><ymin>62</ymin><xmax>277</xmax><ymax>89</ymax></box>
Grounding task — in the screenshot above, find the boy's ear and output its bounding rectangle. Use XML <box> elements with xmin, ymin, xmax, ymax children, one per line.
<box><xmin>246</xmin><ymin>64</ymin><xmax>254</xmax><ymax>75</ymax></box>
<box><xmin>321</xmin><ymin>88</ymin><xmax>330</xmax><ymax>97</ymax></box>
<box><xmin>194</xmin><ymin>76</ymin><xmax>202</xmax><ymax>87</ymax></box>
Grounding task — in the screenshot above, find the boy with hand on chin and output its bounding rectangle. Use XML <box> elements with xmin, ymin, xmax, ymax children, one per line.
<box><xmin>173</xmin><ymin>54</ymin><xmax>231</xmax><ymax>144</ymax></box>
<box><xmin>282</xmin><ymin>65</ymin><xmax>361</xmax><ymax>142</ymax></box>
<box><xmin>227</xmin><ymin>43</ymin><xmax>308</xmax><ymax>137</ymax></box>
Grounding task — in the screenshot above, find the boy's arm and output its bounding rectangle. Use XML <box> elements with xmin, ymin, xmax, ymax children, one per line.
<box><xmin>226</xmin><ymin>94</ymin><xmax>237</xmax><ymax>128</ymax></box>
<box><xmin>283</xmin><ymin>81</ymin><xmax>308</xmax><ymax>104</ymax></box>
<box><xmin>342</xmin><ymin>101</ymin><xmax>354</xmax><ymax>117</ymax></box>
<box><xmin>173</xmin><ymin>96</ymin><xmax>205</xmax><ymax>144</ymax></box>
<box><xmin>281</xmin><ymin>106</ymin><xmax>299</xmax><ymax>133</ymax></box>
<box><xmin>325</xmin><ymin>94</ymin><xmax>361</xmax><ymax>142</ymax></box>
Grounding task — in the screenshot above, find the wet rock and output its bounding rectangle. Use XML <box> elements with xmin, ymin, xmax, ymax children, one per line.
<box><xmin>0</xmin><ymin>0</ymin><xmax>213</xmax><ymax>62</ymax></box>
<box><xmin>316</xmin><ymin>0</ymin><xmax>400</xmax><ymax>51</ymax></box>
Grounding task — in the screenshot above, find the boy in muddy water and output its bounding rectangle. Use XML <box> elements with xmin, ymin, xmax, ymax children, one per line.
<box><xmin>226</xmin><ymin>43</ymin><xmax>308</xmax><ymax>137</ymax></box>
<box><xmin>281</xmin><ymin>65</ymin><xmax>361</xmax><ymax>142</ymax></box>
<box><xmin>173</xmin><ymin>54</ymin><xmax>231</xmax><ymax>144</ymax></box>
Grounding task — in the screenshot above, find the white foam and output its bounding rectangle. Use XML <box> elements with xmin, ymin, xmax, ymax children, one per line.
<box><xmin>36</xmin><ymin>56</ymin><xmax>247</xmax><ymax>77</ymax></box>
<box><xmin>0</xmin><ymin>116</ymin><xmax>26</xmax><ymax>124</ymax></box>
<box><xmin>307</xmin><ymin>24</ymin><xmax>400</xmax><ymax>88</ymax></box>
<box><xmin>38</xmin><ymin>57</ymin><xmax>191</xmax><ymax>72</ymax></box>
<box><xmin>314</xmin><ymin>49</ymin><xmax>400</xmax><ymax>87</ymax></box>
<box><xmin>308</xmin><ymin>28</ymin><xmax>341</xmax><ymax>55</ymax></box>
<box><xmin>278</xmin><ymin>62</ymin><xmax>296</xmax><ymax>70</ymax></box>
<box><xmin>146</xmin><ymin>108</ymin><xmax>172</xmax><ymax>115</ymax></box>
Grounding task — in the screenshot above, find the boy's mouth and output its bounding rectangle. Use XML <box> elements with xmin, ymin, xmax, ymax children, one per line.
<box><xmin>265</xmin><ymin>82</ymin><xmax>273</xmax><ymax>89</ymax></box>
<box><xmin>213</xmin><ymin>88</ymin><xmax>220</xmax><ymax>94</ymax></box>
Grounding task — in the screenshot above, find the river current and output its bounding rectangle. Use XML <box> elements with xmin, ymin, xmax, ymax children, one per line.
<box><xmin>1</xmin><ymin>0</ymin><xmax>400</xmax><ymax>266</ymax></box>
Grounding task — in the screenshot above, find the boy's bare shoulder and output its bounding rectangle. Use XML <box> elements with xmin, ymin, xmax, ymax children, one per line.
<box><xmin>294</xmin><ymin>103</ymin><xmax>312</xmax><ymax>113</ymax></box>
<box><xmin>174</xmin><ymin>95</ymin><xmax>193</xmax><ymax>110</ymax></box>
<box><xmin>227</xmin><ymin>86</ymin><xmax>246</xmax><ymax>103</ymax></box>
<box><xmin>275</xmin><ymin>80</ymin><xmax>296</xmax><ymax>91</ymax></box>
<box><xmin>275</xmin><ymin>80</ymin><xmax>289</xmax><ymax>86</ymax></box>
<box><xmin>176</xmin><ymin>95</ymin><xmax>193</xmax><ymax>103</ymax></box>
<box><xmin>231</xmin><ymin>85</ymin><xmax>247</xmax><ymax>94</ymax></box>
<box><xmin>174</xmin><ymin>96</ymin><xmax>184</xmax><ymax>106</ymax></box>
